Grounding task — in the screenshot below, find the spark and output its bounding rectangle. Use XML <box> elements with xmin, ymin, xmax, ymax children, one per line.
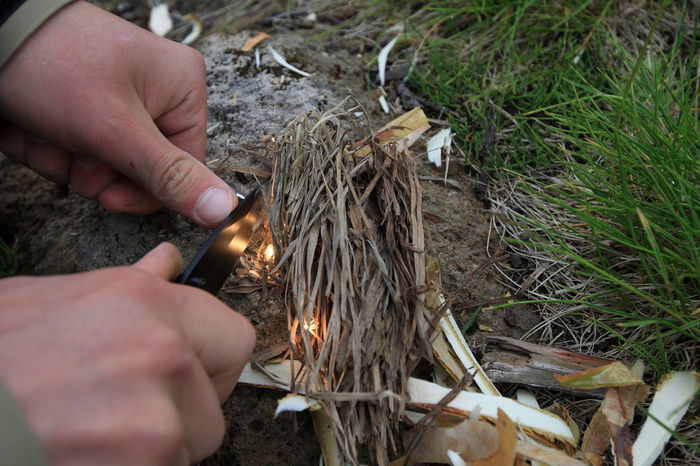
<box><xmin>264</xmin><ymin>244</ymin><xmax>275</xmax><ymax>262</ymax></box>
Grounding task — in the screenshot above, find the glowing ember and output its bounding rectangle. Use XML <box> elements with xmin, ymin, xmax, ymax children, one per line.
<box><xmin>263</xmin><ymin>244</ymin><xmax>275</xmax><ymax>262</ymax></box>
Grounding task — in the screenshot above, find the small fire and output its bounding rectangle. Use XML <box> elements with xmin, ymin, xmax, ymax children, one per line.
<box><xmin>263</xmin><ymin>244</ymin><xmax>275</xmax><ymax>262</ymax></box>
<box><xmin>303</xmin><ymin>318</ymin><xmax>319</xmax><ymax>336</ymax></box>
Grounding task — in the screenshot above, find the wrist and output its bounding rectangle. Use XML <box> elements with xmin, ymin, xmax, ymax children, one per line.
<box><xmin>0</xmin><ymin>0</ymin><xmax>77</xmax><ymax>69</ymax></box>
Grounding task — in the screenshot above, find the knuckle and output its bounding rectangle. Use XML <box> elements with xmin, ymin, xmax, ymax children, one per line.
<box><xmin>239</xmin><ymin>315</ymin><xmax>257</xmax><ymax>357</ymax></box>
<box><xmin>142</xmin><ymin>328</ymin><xmax>194</xmax><ymax>380</ymax></box>
<box><xmin>186</xmin><ymin>47</ymin><xmax>206</xmax><ymax>74</ymax></box>
<box><xmin>110</xmin><ymin>267</ymin><xmax>161</xmax><ymax>299</ymax></box>
<box><xmin>150</xmin><ymin>150</ymin><xmax>197</xmax><ymax>205</ymax></box>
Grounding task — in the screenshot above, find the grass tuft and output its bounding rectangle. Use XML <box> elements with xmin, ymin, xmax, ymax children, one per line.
<box><xmin>369</xmin><ymin>0</ymin><xmax>699</xmax><ymax>376</ymax></box>
<box><xmin>523</xmin><ymin>49</ymin><xmax>700</xmax><ymax>374</ymax></box>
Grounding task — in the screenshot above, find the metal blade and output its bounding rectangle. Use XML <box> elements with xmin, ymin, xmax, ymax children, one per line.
<box><xmin>176</xmin><ymin>185</ymin><xmax>266</xmax><ymax>294</ymax></box>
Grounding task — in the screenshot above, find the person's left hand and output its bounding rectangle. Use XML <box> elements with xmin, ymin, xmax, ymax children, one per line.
<box><xmin>0</xmin><ymin>1</ymin><xmax>237</xmax><ymax>226</ymax></box>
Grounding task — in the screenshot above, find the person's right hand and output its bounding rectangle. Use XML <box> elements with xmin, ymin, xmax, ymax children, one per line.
<box><xmin>0</xmin><ymin>243</ymin><xmax>255</xmax><ymax>465</ymax></box>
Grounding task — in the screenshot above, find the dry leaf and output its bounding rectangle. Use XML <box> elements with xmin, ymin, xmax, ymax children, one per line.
<box><xmin>241</xmin><ymin>32</ymin><xmax>272</xmax><ymax>52</ymax></box>
<box><xmin>475</xmin><ymin>409</ymin><xmax>517</xmax><ymax>465</ymax></box>
<box><xmin>602</xmin><ymin>385</ymin><xmax>649</xmax><ymax>429</ymax></box>
<box><xmin>582</xmin><ymin>409</ymin><xmax>608</xmax><ymax>466</ymax></box>
<box><xmin>556</xmin><ymin>361</ymin><xmax>641</xmax><ymax>389</ymax></box>
<box><xmin>549</xmin><ymin>404</ymin><xmax>580</xmax><ymax>448</ymax></box>
<box><xmin>579</xmin><ymin>370</ymin><xmax>648</xmax><ymax>466</ymax></box>
<box><xmin>408</xmin><ymin>414</ymin><xmax>499</xmax><ymax>463</ymax></box>
<box><xmin>515</xmin><ymin>441</ymin><xmax>587</xmax><ymax>466</ymax></box>
<box><xmin>604</xmin><ymin>384</ymin><xmax>649</xmax><ymax>466</ymax></box>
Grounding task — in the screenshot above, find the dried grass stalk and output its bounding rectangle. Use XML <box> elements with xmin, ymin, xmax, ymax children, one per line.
<box><xmin>269</xmin><ymin>100</ymin><xmax>433</xmax><ymax>464</ymax></box>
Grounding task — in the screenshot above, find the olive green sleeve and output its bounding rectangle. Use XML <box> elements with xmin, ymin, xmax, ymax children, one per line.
<box><xmin>0</xmin><ymin>380</ymin><xmax>49</xmax><ymax>466</ymax></box>
<box><xmin>0</xmin><ymin>0</ymin><xmax>76</xmax><ymax>69</ymax></box>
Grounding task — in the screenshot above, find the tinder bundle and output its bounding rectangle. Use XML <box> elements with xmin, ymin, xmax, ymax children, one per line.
<box><xmin>269</xmin><ymin>102</ymin><xmax>433</xmax><ymax>464</ymax></box>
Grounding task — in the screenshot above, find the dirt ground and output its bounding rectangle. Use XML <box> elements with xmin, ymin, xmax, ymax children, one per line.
<box><xmin>0</xmin><ymin>1</ymin><xmax>540</xmax><ymax>464</ymax></box>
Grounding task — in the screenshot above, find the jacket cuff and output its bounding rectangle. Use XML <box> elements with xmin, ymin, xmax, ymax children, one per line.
<box><xmin>0</xmin><ymin>380</ymin><xmax>49</xmax><ymax>466</ymax></box>
<box><xmin>0</xmin><ymin>0</ymin><xmax>76</xmax><ymax>69</ymax></box>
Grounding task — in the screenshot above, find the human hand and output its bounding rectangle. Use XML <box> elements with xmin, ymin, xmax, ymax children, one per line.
<box><xmin>0</xmin><ymin>243</ymin><xmax>255</xmax><ymax>465</ymax></box>
<box><xmin>0</xmin><ymin>1</ymin><xmax>236</xmax><ymax>226</ymax></box>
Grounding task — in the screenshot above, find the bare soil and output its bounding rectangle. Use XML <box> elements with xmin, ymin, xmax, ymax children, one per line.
<box><xmin>0</xmin><ymin>1</ymin><xmax>540</xmax><ymax>464</ymax></box>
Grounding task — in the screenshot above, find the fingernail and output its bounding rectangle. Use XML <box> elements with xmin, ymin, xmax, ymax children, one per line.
<box><xmin>194</xmin><ymin>187</ymin><xmax>235</xmax><ymax>224</ymax></box>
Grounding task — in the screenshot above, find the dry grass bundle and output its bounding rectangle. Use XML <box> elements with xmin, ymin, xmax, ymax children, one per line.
<box><xmin>268</xmin><ymin>101</ymin><xmax>434</xmax><ymax>464</ymax></box>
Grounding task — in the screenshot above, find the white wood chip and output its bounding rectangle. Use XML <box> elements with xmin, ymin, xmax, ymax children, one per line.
<box><xmin>274</xmin><ymin>394</ymin><xmax>316</xmax><ymax>418</ymax></box>
<box><xmin>427</xmin><ymin>128</ymin><xmax>452</xmax><ymax>168</ymax></box>
<box><xmin>239</xmin><ymin>361</ymin><xmax>575</xmax><ymax>447</ymax></box>
<box><xmin>632</xmin><ymin>371</ymin><xmax>700</xmax><ymax>466</ymax></box>
<box><xmin>377</xmin><ymin>35</ymin><xmax>399</xmax><ymax>87</ymax></box>
<box><xmin>181</xmin><ymin>15</ymin><xmax>202</xmax><ymax>45</ymax></box>
<box><xmin>516</xmin><ymin>389</ymin><xmax>540</xmax><ymax>408</ymax></box>
<box><xmin>435</xmin><ymin>293</ymin><xmax>500</xmax><ymax>396</ymax></box>
<box><xmin>407</xmin><ymin>378</ymin><xmax>576</xmax><ymax>445</ymax></box>
<box><xmin>447</xmin><ymin>450</ymin><xmax>467</xmax><ymax>466</ymax></box>
<box><xmin>148</xmin><ymin>4</ymin><xmax>173</xmax><ymax>37</ymax></box>
<box><xmin>378</xmin><ymin>95</ymin><xmax>390</xmax><ymax>114</ymax></box>
<box><xmin>267</xmin><ymin>46</ymin><xmax>311</xmax><ymax>78</ymax></box>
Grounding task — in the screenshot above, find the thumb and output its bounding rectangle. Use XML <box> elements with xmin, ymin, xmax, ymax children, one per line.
<box><xmin>90</xmin><ymin>105</ymin><xmax>237</xmax><ymax>226</ymax></box>
<box><xmin>132</xmin><ymin>242</ymin><xmax>183</xmax><ymax>279</ymax></box>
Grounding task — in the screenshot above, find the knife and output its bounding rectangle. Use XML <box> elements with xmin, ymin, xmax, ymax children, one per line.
<box><xmin>176</xmin><ymin>183</ymin><xmax>266</xmax><ymax>295</ymax></box>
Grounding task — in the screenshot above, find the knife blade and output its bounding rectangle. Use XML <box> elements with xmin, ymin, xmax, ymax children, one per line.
<box><xmin>176</xmin><ymin>184</ymin><xmax>266</xmax><ymax>294</ymax></box>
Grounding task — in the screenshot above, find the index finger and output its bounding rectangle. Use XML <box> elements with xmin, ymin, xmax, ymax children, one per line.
<box><xmin>166</xmin><ymin>285</ymin><xmax>256</xmax><ymax>401</ymax></box>
<box><xmin>132</xmin><ymin>242</ymin><xmax>182</xmax><ymax>280</ymax></box>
